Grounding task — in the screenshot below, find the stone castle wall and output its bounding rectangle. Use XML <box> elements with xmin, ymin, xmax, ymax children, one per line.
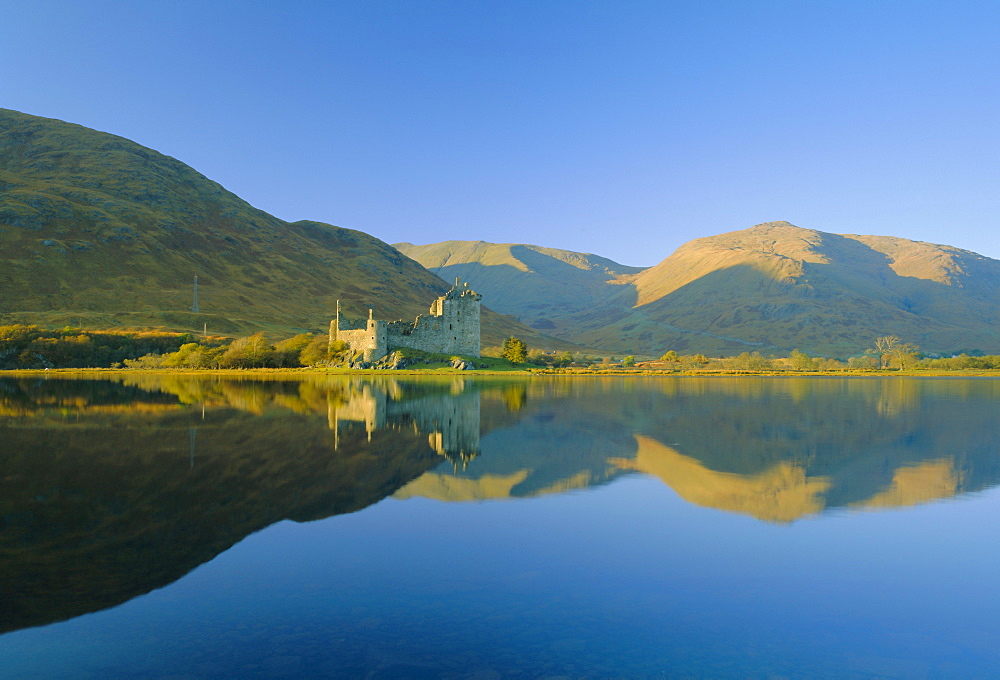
<box><xmin>332</xmin><ymin>280</ymin><xmax>481</xmax><ymax>362</ymax></box>
<box><xmin>333</xmin><ymin>317</ymin><xmax>387</xmax><ymax>363</ymax></box>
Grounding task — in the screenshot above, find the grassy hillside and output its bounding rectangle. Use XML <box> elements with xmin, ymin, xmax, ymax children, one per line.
<box><xmin>569</xmin><ymin>222</ymin><xmax>1000</xmax><ymax>357</ymax></box>
<box><xmin>394</xmin><ymin>240</ymin><xmax>644</xmax><ymax>336</ymax></box>
<box><xmin>407</xmin><ymin>223</ymin><xmax>1000</xmax><ymax>357</ymax></box>
<box><xmin>0</xmin><ymin>109</ymin><xmax>556</xmax><ymax>348</ymax></box>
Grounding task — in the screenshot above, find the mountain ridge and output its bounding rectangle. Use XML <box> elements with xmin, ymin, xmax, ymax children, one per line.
<box><xmin>0</xmin><ymin>109</ymin><xmax>563</xmax><ymax>348</ymax></box>
<box><xmin>402</xmin><ymin>223</ymin><xmax>1000</xmax><ymax>356</ymax></box>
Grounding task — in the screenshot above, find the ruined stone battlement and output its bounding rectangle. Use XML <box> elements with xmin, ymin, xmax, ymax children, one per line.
<box><xmin>331</xmin><ymin>279</ymin><xmax>482</xmax><ymax>362</ymax></box>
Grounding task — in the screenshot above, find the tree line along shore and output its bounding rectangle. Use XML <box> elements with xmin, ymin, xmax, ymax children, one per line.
<box><xmin>2</xmin><ymin>324</ymin><xmax>999</xmax><ymax>373</ymax></box>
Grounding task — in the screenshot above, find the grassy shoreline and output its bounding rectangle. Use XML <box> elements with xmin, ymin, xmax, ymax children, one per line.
<box><xmin>4</xmin><ymin>367</ymin><xmax>1000</xmax><ymax>378</ymax></box>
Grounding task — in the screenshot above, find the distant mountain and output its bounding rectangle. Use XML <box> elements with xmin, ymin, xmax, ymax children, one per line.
<box><xmin>576</xmin><ymin>221</ymin><xmax>1000</xmax><ymax>356</ymax></box>
<box><xmin>0</xmin><ymin>109</ymin><xmax>558</xmax><ymax>348</ymax></box>
<box><xmin>401</xmin><ymin>223</ymin><xmax>1000</xmax><ymax>356</ymax></box>
<box><xmin>393</xmin><ymin>240</ymin><xmax>644</xmax><ymax>338</ymax></box>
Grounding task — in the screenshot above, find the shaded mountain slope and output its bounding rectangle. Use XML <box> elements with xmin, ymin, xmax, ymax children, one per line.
<box><xmin>0</xmin><ymin>109</ymin><xmax>556</xmax><ymax>347</ymax></box>
<box><xmin>394</xmin><ymin>240</ymin><xmax>644</xmax><ymax>335</ymax></box>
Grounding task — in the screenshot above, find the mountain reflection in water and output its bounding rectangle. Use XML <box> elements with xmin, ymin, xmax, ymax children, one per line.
<box><xmin>399</xmin><ymin>377</ymin><xmax>1000</xmax><ymax>523</ymax></box>
<box><xmin>2</xmin><ymin>374</ymin><xmax>999</xmax><ymax>636</ymax></box>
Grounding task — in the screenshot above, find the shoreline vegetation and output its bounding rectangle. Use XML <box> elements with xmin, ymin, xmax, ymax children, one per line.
<box><xmin>4</xmin><ymin>324</ymin><xmax>1000</xmax><ymax>376</ymax></box>
<box><xmin>6</xmin><ymin>365</ymin><xmax>1000</xmax><ymax>378</ymax></box>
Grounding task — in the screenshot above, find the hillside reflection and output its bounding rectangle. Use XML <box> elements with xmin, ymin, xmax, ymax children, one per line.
<box><xmin>3</xmin><ymin>375</ymin><xmax>1000</xmax><ymax>634</ymax></box>
<box><xmin>0</xmin><ymin>375</ymin><xmax>485</xmax><ymax>634</ymax></box>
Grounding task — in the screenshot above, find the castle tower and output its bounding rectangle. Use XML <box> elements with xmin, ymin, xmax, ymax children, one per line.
<box><xmin>427</xmin><ymin>278</ymin><xmax>482</xmax><ymax>357</ymax></box>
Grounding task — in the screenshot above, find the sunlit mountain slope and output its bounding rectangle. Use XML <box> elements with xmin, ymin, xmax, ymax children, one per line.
<box><xmin>401</xmin><ymin>223</ymin><xmax>1000</xmax><ymax>356</ymax></box>
<box><xmin>574</xmin><ymin>221</ymin><xmax>1000</xmax><ymax>356</ymax></box>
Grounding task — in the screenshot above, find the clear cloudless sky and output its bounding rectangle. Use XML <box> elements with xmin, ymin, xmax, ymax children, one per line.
<box><xmin>3</xmin><ymin>0</ymin><xmax>999</xmax><ymax>266</ymax></box>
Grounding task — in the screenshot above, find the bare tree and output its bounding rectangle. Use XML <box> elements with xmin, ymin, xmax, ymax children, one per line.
<box><xmin>866</xmin><ymin>335</ymin><xmax>919</xmax><ymax>369</ymax></box>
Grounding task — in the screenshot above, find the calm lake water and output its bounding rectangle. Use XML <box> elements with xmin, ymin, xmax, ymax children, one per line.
<box><xmin>2</xmin><ymin>374</ymin><xmax>1000</xmax><ymax>679</ymax></box>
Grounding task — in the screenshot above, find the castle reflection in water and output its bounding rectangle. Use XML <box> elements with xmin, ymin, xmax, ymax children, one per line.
<box><xmin>328</xmin><ymin>379</ymin><xmax>480</xmax><ymax>469</ymax></box>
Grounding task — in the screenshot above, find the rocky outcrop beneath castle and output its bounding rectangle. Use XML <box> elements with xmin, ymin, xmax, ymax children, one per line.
<box><xmin>345</xmin><ymin>352</ymin><xmax>479</xmax><ymax>371</ymax></box>
<box><xmin>347</xmin><ymin>350</ymin><xmax>410</xmax><ymax>370</ymax></box>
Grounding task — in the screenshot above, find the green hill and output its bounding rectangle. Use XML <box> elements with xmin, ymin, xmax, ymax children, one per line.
<box><xmin>0</xmin><ymin>109</ymin><xmax>557</xmax><ymax>348</ymax></box>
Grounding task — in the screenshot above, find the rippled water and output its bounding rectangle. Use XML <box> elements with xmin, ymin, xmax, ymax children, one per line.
<box><xmin>2</xmin><ymin>374</ymin><xmax>1000</xmax><ymax>678</ymax></box>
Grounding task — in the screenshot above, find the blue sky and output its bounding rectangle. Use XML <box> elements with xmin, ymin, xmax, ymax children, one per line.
<box><xmin>4</xmin><ymin>0</ymin><xmax>999</xmax><ymax>266</ymax></box>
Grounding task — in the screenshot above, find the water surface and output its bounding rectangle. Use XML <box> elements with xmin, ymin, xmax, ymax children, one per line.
<box><xmin>2</xmin><ymin>375</ymin><xmax>1000</xmax><ymax>678</ymax></box>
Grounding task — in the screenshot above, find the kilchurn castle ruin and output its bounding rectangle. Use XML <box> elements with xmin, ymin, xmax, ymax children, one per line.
<box><xmin>330</xmin><ymin>279</ymin><xmax>482</xmax><ymax>362</ymax></box>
